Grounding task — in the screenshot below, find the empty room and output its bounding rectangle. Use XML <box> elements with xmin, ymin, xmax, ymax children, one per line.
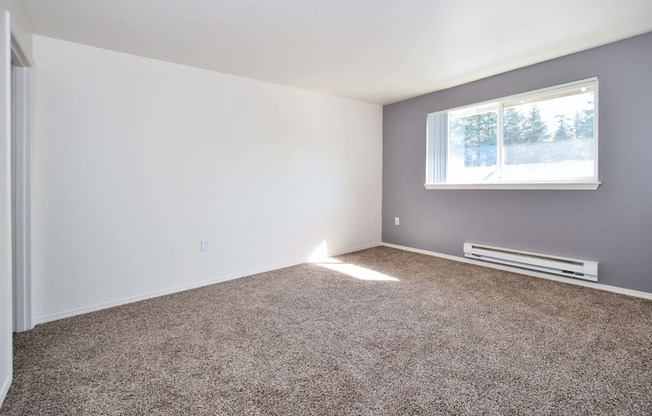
<box><xmin>1</xmin><ymin>0</ymin><xmax>652</xmax><ymax>414</ymax></box>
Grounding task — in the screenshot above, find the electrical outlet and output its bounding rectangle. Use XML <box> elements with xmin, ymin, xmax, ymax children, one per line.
<box><xmin>395</xmin><ymin>217</ymin><xmax>400</xmax><ymax>226</ymax></box>
<box><xmin>201</xmin><ymin>240</ymin><xmax>210</xmax><ymax>252</ymax></box>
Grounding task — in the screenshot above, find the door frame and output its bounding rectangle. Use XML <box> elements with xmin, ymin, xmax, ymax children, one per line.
<box><xmin>1</xmin><ymin>10</ymin><xmax>12</xmax><ymax>405</ymax></box>
<box><xmin>10</xmin><ymin>34</ymin><xmax>32</xmax><ymax>332</ymax></box>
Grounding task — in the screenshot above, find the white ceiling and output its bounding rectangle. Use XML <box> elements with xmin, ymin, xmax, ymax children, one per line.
<box><xmin>22</xmin><ymin>0</ymin><xmax>652</xmax><ymax>104</ymax></box>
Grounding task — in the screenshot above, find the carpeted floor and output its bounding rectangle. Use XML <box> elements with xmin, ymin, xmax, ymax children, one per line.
<box><xmin>2</xmin><ymin>246</ymin><xmax>652</xmax><ymax>415</ymax></box>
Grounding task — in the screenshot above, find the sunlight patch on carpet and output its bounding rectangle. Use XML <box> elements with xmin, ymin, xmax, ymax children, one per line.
<box><xmin>316</xmin><ymin>262</ymin><xmax>399</xmax><ymax>281</ymax></box>
<box><xmin>310</xmin><ymin>241</ymin><xmax>398</xmax><ymax>281</ymax></box>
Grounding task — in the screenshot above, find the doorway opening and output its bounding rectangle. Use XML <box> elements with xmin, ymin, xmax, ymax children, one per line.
<box><xmin>10</xmin><ymin>35</ymin><xmax>32</xmax><ymax>332</ymax></box>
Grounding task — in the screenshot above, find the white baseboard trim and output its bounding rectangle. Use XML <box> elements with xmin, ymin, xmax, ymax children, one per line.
<box><xmin>0</xmin><ymin>374</ymin><xmax>10</xmax><ymax>408</ymax></box>
<box><xmin>34</xmin><ymin>242</ymin><xmax>382</xmax><ymax>326</ymax></box>
<box><xmin>382</xmin><ymin>242</ymin><xmax>652</xmax><ymax>301</ymax></box>
<box><xmin>333</xmin><ymin>242</ymin><xmax>381</xmax><ymax>255</ymax></box>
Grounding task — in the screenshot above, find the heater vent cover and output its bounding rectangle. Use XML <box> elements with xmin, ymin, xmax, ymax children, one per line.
<box><xmin>463</xmin><ymin>243</ymin><xmax>598</xmax><ymax>282</ymax></box>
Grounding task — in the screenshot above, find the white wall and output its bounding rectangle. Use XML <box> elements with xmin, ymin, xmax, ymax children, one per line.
<box><xmin>31</xmin><ymin>36</ymin><xmax>382</xmax><ymax>322</ymax></box>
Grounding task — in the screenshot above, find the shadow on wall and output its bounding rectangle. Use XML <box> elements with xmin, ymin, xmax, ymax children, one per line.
<box><xmin>309</xmin><ymin>241</ymin><xmax>398</xmax><ymax>282</ymax></box>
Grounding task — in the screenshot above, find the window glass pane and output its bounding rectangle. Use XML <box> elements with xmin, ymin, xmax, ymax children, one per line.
<box><xmin>426</xmin><ymin>79</ymin><xmax>598</xmax><ymax>187</ymax></box>
<box><xmin>447</xmin><ymin>105</ymin><xmax>498</xmax><ymax>183</ymax></box>
<box><xmin>502</xmin><ymin>87</ymin><xmax>594</xmax><ymax>181</ymax></box>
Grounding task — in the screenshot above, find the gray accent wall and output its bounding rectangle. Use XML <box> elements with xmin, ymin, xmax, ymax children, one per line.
<box><xmin>382</xmin><ymin>32</ymin><xmax>652</xmax><ymax>293</ymax></box>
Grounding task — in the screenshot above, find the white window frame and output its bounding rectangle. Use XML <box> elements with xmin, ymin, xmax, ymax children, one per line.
<box><xmin>425</xmin><ymin>77</ymin><xmax>600</xmax><ymax>190</ymax></box>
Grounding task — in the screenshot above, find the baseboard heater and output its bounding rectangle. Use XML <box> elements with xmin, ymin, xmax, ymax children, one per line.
<box><xmin>463</xmin><ymin>243</ymin><xmax>598</xmax><ymax>282</ymax></box>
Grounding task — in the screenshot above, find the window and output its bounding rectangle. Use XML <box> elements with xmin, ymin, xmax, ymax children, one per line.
<box><xmin>426</xmin><ymin>78</ymin><xmax>599</xmax><ymax>190</ymax></box>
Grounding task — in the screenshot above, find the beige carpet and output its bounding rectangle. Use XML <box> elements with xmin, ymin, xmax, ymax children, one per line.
<box><xmin>2</xmin><ymin>246</ymin><xmax>651</xmax><ymax>415</ymax></box>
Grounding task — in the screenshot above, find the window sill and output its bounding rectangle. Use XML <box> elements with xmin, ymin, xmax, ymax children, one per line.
<box><xmin>424</xmin><ymin>181</ymin><xmax>601</xmax><ymax>190</ymax></box>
